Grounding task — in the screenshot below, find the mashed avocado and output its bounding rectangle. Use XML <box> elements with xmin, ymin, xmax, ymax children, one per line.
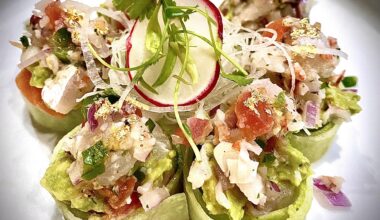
<box><xmin>325</xmin><ymin>86</ymin><xmax>361</xmax><ymax>114</ymax></box>
<box><xmin>40</xmin><ymin>129</ymin><xmax>106</xmax><ymax>213</ymax></box>
<box><xmin>143</xmin><ymin>150</ymin><xmax>176</xmax><ymax>186</ymax></box>
<box><xmin>40</xmin><ymin>147</ymin><xmax>106</xmax><ymax>213</ymax></box>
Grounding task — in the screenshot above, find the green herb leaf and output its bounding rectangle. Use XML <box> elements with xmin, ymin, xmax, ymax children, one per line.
<box><xmin>20</xmin><ymin>36</ymin><xmax>29</xmax><ymax>48</ymax></box>
<box><xmin>170</xmin><ymin>41</ymin><xmax>198</xmax><ymax>84</ymax></box>
<box><xmin>255</xmin><ymin>139</ymin><xmax>266</xmax><ymax>149</ymax></box>
<box><xmin>82</xmin><ymin>141</ymin><xmax>108</xmax><ymax>180</ymax></box>
<box><xmin>145</xmin><ymin>118</ymin><xmax>156</xmax><ymax>133</ymax></box>
<box><xmin>102</xmin><ymin>88</ymin><xmax>120</xmax><ymax>104</ymax></box>
<box><xmin>172</xmin><ymin>75</ymin><xmax>191</xmax><ymax>85</ymax></box>
<box><xmin>165</xmin><ymin>8</ymin><xmax>195</xmax><ymax>21</ymax></box>
<box><xmin>263</xmin><ymin>154</ymin><xmax>276</xmax><ymax>166</ymax></box>
<box><xmin>82</xmin><ymin>164</ymin><xmax>105</xmax><ymax>181</ymax></box>
<box><xmin>140</xmin><ymin>78</ymin><xmax>159</xmax><ymax>94</ymax></box>
<box><xmin>152</xmin><ymin>45</ymin><xmax>177</xmax><ymax>88</ymax></box>
<box><xmin>321</xmin><ymin>82</ymin><xmax>329</xmax><ymax>89</ymax></box>
<box><xmin>325</xmin><ymin>86</ymin><xmax>361</xmax><ymax>114</ymax></box>
<box><xmin>145</xmin><ymin>4</ymin><xmax>162</xmax><ymax>54</ymax></box>
<box><xmin>221</xmin><ymin>70</ymin><xmax>253</xmax><ymax>86</ymax></box>
<box><xmin>273</xmin><ymin>92</ymin><xmax>286</xmax><ymax>110</ymax></box>
<box><xmin>112</xmin><ymin>0</ymin><xmax>156</xmax><ymax>20</ymax></box>
<box><xmin>133</xmin><ymin>168</ymin><xmax>146</xmax><ymax>181</ymax></box>
<box><xmin>50</xmin><ymin>28</ymin><xmax>76</xmax><ymax>63</ymax></box>
<box><xmin>342</xmin><ymin>76</ymin><xmax>358</xmax><ymax>88</ymax></box>
<box><xmin>183</xmin><ymin>123</ymin><xmax>193</xmax><ymax>138</ymax></box>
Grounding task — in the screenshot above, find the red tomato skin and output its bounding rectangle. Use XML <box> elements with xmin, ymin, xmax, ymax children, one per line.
<box><xmin>45</xmin><ymin>1</ymin><xmax>64</xmax><ymax>28</ymax></box>
<box><xmin>235</xmin><ymin>91</ymin><xmax>274</xmax><ymax>141</ymax></box>
<box><xmin>262</xmin><ymin>19</ymin><xmax>291</xmax><ymax>43</ymax></box>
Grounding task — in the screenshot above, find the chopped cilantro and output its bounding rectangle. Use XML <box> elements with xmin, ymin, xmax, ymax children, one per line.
<box><xmin>263</xmin><ymin>154</ymin><xmax>276</xmax><ymax>166</ymax></box>
<box><xmin>273</xmin><ymin>92</ymin><xmax>286</xmax><ymax>110</ymax></box>
<box><xmin>321</xmin><ymin>82</ymin><xmax>329</xmax><ymax>89</ymax></box>
<box><xmin>112</xmin><ymin>0</ymin><xmax>156</xmax><ymax>20</ymax></box>
<box><xmin>221</xmin><ymin>70</ymin><xmax>253</xmax><ymax>86</ymax></box>
<box><xmin>82</xmin><ymin>141</ymin><xmax>108</xmax><ymax>180</ymax></box>
<box><xmin>50</xmin><ymin>28</ymin><xmax>76</xmax><ymax>63</ymax></box>
<box><xmin>20</xmin><ymin>36</ymin><xmax>29</xmax><ymax>48</ymax></box>
<box><xmin>145</xmin><ymin>118</ymin><xmax>156</xmax><ymax>133</ymax></box>
<box><xmin>183</xmin><ymin>123</ymin><xmax>193</xmax><ymax>138</ymax></box>
<box><xmin>342</xmin><ymin>76</ymin><xmax>358</xmax><ymax>88</ymax></box>
<box><xmin>255</xmin><ymin>139</ymin><xmax>266</xmax><ymax>149</ymax></box>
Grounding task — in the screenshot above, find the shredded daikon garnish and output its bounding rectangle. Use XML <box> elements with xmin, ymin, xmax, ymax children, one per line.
<box><xmin>222</xmin><ymin>19</ymin><xmax>296</xmax><ymax>95</ymax></box>
<box><xmin>80</xmin><ymin>16</ymin><xmax>109</xmax><ymax>90</ymax></box>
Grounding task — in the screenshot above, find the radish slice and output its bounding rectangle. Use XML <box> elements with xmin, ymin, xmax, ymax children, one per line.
<box><xmin>126</xmin><ymin>0</ymin><xmax>223</xmax><ymax>106</ymax></box>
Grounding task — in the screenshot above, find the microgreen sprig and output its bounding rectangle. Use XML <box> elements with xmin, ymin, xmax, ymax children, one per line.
<box><xmin>173</xmin><ymin>20</ymin><xmax>202</xmax><ymax>161</ymax></box>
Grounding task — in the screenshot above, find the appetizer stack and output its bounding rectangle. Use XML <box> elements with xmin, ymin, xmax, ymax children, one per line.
<box><xmin>13</xmin><ymin>0</ymin><xmax>360</xmax><ymax>219</ymax></box>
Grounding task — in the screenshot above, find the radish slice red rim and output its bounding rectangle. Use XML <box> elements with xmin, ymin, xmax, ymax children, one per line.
<box><xmin>126</xmin><ymin>0</ymin><xmax>223</xmax><ymax>107</ymax></box>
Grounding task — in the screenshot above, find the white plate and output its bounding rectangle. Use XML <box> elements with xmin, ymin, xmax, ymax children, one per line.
<box><xmin>0</xmin><ymin>0</ymin><xmax>379</xmax><ymax>219</ymax></box>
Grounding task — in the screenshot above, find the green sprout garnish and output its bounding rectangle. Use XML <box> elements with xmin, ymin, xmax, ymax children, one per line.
<box><xmin>173</xmin><ymin>20</ymin><xmax>202</xmax><ymax>161</ymax></box>
<box><xmin>88</xmin><ymin>1</ymin><xmax>258</xmax><ymax>161</ymax></box>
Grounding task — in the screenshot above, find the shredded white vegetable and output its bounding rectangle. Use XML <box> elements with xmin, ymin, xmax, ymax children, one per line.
<box><xmin>80</xmin><ymin>22</ymin><xmax>109</xmax><ymax>89</ymax></box>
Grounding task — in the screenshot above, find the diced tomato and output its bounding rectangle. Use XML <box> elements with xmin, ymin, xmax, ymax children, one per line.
<box><xmin>174</xmin><ymin>128</ymin><xmax>190</xmax><ymax>147</ymax></box>
<box><xmin>187</xmin><ymin>117</ymin><xmax>213</xmax><ymax>145</ymax></box>
<box><xmin>262</xmin><ymin>19</ymin><xmax>291</xmax><ymax>42</ymax></box>
<box><xmin>121</xmin><ymin>102</ymin><xmax>142</xmax><ymax>117</ymax></box>
<box><xmin>45</xmin><ymin>1</ymin><xmax>64</xmax><ymax>28</ymax></box>
<box><xmin>115</xmin><ymin>21</ymin><xmax>126</xmax><ymax>31</ymax></box>
<box><xmin>30</xmin><ymin>15</ymin><xmax>41</xmax><ymax>27</ymax></box>
<box><xmin>96</xmin><ymin>176</ymin><xmax>138</xmax><ymax>214</ymax></box>
<box><xmin>225</xmin><ymin>105</ymin><xmax>237</xmax><ymax>129</ymax></box>
<box><xmin>226</xmin><ymin>128</ymin><xmax>244</xmax><ymax>144</ymax></box>
<box><xmin>235</xmin><ymin>91</ymin><xmax>274</xmax><ymax>141</ymax></box>
<box><xmin>327</xmin><ymin>37</ymin><xmax>338</xmax><ymax>49</ymax></box>
<box><xmin>213</xmin><ymin>121</ymin><xmax>230</xmax><ymax>144</ymax></box>
<box><xmin>264</xmin><ymin>136</ymin><xmax>278</xmax><ymax>153</ymax></box>
<box><xmin>109</xmin><ymin>176</ymin><xmax>137</xmax><ymax>209</ymax></box>
<box><xmin>15</xmin><ymin>69</ymin><xmax>64</xmax><ymax>118</ymax></box>
<box><xmin>112</xmin><ymin>192</ymin><xmax>141</xmax><ymax>216</ymax></box>
<box><xmin>208</xmin><ymin>105</ymin><xmax>220</xmax><ymax>118</ymax></box>
<box><xmin>232</xmin><ymin>140</ymin><xmax>242</xmax><ymax>151</ymax></box>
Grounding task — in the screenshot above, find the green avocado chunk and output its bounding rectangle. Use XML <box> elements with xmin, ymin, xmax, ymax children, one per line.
<box><xmin>325</xmin><ymin>86</ymin><xmax>361</xmax><ymax>114</ymax></box>
<box><xmin>29</xmin><ymin>66</ymin><xmax>52</xmax><ymax>88</ymax></box>
<box><xmin>50</xmin><ymin>28</ymin><xmax>76</xmax><ymax>63</ymax></box>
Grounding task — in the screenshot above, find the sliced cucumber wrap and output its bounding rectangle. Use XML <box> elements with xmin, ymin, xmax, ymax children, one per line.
<box><xmin>41</xmin><ymin>126</ymin><xmax>189</xmax><ymax>220</ymax></box>
<box><xmin>57</xmin><ymin>193</ymin><xmax>189</xmax><ymax>220</ymax></box>
<box><xmin>183</xmin><ymin>143</ymin><xmax>313</xmax><ymax>220</ymax></box>
<box><xmin>287</xmin><ymin>123</ymin><xmax>340</xmax><ymax>163</ymax></box>
<box><xmin>25</xmin><ymin>97</ymin><xmax>83</xmax><ymax>134</ymax></box>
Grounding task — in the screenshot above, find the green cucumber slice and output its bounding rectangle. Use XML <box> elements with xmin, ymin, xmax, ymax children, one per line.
<box><xmin>25</xmin><ymin>97</ymin><xmax>83</xmax><ymax>134</ymax></box>
<box><xmin>287</xmin><ymin>123</ymin><xmax>340</xmax><ymax>163</ymax></box>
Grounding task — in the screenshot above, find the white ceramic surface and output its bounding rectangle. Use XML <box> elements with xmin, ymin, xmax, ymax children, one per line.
<box><xmin>0</xmin><ymin>0</ymin><xmax>379</xmax><ymax>219</ymax></box>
